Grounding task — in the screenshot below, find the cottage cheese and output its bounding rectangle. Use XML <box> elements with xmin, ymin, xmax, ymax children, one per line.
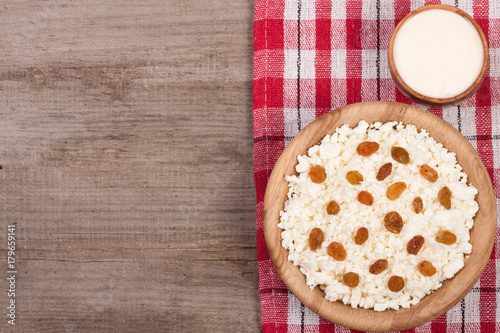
<box><xmin>278</xmin><ymin>121</ymin><xmax>478</xmax><ymax>311</ymax></box>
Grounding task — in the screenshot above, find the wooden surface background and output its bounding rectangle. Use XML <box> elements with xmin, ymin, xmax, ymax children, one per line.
<box><xmin>0</xmin><ymin>1</ymin><xmax>258</xmax><ymax>332</ymax></box>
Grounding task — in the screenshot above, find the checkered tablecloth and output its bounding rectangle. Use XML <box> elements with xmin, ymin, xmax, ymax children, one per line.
<box><xmin>253</xmin><ymin>0</ymin><xmax>499</xmax><ymax>332</ymax></box>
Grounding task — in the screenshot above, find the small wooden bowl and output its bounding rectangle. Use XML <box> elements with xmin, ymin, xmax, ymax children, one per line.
<box><xmin>388</xmin><ymin>5</ymin><xmax>489</xmax><ymax>106</ymax></box>
<box><xmin>263</xmin><ymin>101</ymin><xmax>496</xmax><ymax>332</ymax></box>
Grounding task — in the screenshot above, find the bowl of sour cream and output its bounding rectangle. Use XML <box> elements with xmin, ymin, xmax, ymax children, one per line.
<box><xmin>388</xmin><ymin>5</ymin><xmax>488</xmax><ymax>106</ymax></box>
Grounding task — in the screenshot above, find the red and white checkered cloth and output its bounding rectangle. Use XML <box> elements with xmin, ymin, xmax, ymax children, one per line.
<box><xmin>253</xmin><ymin>0</ymin><xmax>499</xmax><ymax>332</ymax></box>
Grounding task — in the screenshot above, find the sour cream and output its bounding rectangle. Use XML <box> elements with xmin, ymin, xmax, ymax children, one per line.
<box><xmin>393</xmin><ymin>9</ymin><xmax>484</xmax><ymax>99</ymax></box>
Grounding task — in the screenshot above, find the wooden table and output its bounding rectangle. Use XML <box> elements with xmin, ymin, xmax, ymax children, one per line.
<box><xmin>0</xmin><ymin>1</ymin><xmax>258</xmax><ymax>331</ymax></box>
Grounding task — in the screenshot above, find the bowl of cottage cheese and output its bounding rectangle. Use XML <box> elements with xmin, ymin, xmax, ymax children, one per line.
<box><xmin>263</xmin><ymin>101</ymin><xmax>496</xmax><ymax>331</ymax></box>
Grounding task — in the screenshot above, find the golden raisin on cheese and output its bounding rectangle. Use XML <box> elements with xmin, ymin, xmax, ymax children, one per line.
<box><xmin>391</xmin><ymin>146</ymin><xmax>410</xmax><ymax>164</ymax></box>
<box><xmin>308</xmin><ymin>228</ymin><xmax>324</xmax><ymax>251</ymax></box>
<box><xmin>327</xmin><ymin>242</ymin><xmax>347</xmax><ymax>261</ymax></box>
<box><xmin>386</xmin><ymin>182</ymin><xmax>407</xmax><ymax>200</ymax></box>
<box><xmin>369</xmin><ymin>259</ymin><xmax>388</xmax><ymax>275</ymax></box>
<box><xmin>438</xmin><ymin>186</ymin><xmax>452</xmax><ymax>210</ymax></box>
<box><xmin>346</xmin><ymin>170</ymin><xmax>363</xmax><ymax>185</ymax></box>
<box><xmin>356</xmin><ymin>141</ymin><xmax>380</xmax><ymax>156</ymax></box>
<box><xmin>435</xmin><ymin>230</ymin><xmax>457</xmax><ymax>245</ymax></box>
<box><xmin>388</xmin><ymin>276</ymin><xmax>405</xmax><ymax>292</ymax></box>
<box><xmin>376</xmin><ymin>162</ymin><xmax>392</xmax><ymax>181</ymax></box>
<box><xmin>326</xmin><ymin>200</ymin><xmax>340</xmax><ymax>215</ymax></box>
<box><xmin>420</xmin><ymin>164</ymin><xmax>438</xmax><ymax>182</ymax></box>
<box><xmin>407</xmin><ymin>235</ymin><xmax>425</xmax><ymax>255</ymax></box>
<box><xmin>384</xmin><ymin>211</ymin><xmax>403</xmax><ymax>234</ymax></box>
<box><xmin>412</xmin><ymin>197</ymin><xmax>423</xmax><ymax>214</ymax></box>
<box><xmin>309</xmin><ymin>165</ymin><xmax>327</xmax><ymax>184</ymax></box>
<box><xmin>358</xmin><ymin>191</ymin><xmax>374</xmax><ymax>206</ymax></box>
<box><xmin>342</xmin><ymin>272</ymin><xmax>360</xmax><ymax>288</ymax></box>
<box><xmin>417</xmin><ymin>260</ymin><xmax>437</xmax><ymax>277</ymax></box>
<box><xmin>354</xmin><ymin>227</ymin><xmax>369</xmax><ymax>245</ymax></box>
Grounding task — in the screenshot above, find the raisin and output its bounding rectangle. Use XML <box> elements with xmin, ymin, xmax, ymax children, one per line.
<box><xmin>386</xmin><ymin>182</ymin><xmax>407</xmax><ymax>200</ymax></box>
<box><xmin>376</xmin><ymin>162</ymin><xmax>392</xmax><ymax>181</ymax></box>
<box><xmin>420</xmin><ymin>164</ymin><xmax>438</xmax><ymax>182</ymax></box>
<box><xmin>391</xmin><ymin>146</ymin><xmax>410</xmax><ymax>164</ymax></box>
<box><xmin>327</xmin><ymin>242</ymin><xmax>346</xmax><ymax>261</ymax></box>
<box><xmin>358</xmin><ymin>191</ymin><xmax>374</xmax><ymax>206</ymax></box>
<box><xmin>309</xmin><ymin>165</ymin><xmax>327</xmax><ymax>184</ymax></box>
<box><xmin>343</xmin><ymin>272</ymin><xmax>360</xmax><ymax>288</ymax></box>
<box><xmin>388</xmin><ymin>276</ymin><xmax>405</xmax><ymax>292</ymax></box>
<box><xmin>354</xmin><ymin>227</ymin><xmax>369</xmax><ymax>245</ymax></box>
<box><xmin>413</xmin><ymin>197</ymin><xmax>423</xmax><ymax>214</ymax></box>
<box><xmin>308</xmin><ymin>228</ymin><xmax>324</xmax><ymax>251</ymax></box>
<box><xmin>369</xmin><ymin>259</ymin><xmax>388</xmax><ymax>275</ymax></box>
<box><xmin>438</xmin><ymin>186</ymin><xmax>452</xmax><ymax>210</ymax></box>
<box><xmin>346</xmin><ymin>170</ymin><xmax>363</xmax><ymax>185</ymax></box>
<box><xmin>357</xmin><ymin>141</ymin><xmax>380</xmax><ymax>156</ymax></box>
<box><xmin>435</xmin><ymin>230</ymin><xmax>457</xmax><ymax>245</ymax></box>
<box><xmin>407</xmin><ymin>235</ymin><xmax>425</xmax><ymax>255</ymax></box>
<box><xmin>384</xmin><ymin>211</ymin><xmax>403</xmax><ymax>234</ymax></box>
<box><xmin>326</xmin><ymin>200</ymin><xmax>340</xmax><ymax>215</ymax></box>
<box><xmin>417</xmin><ymin>260</ymin><xmax>437</xmax><ymax>277</ymax></box>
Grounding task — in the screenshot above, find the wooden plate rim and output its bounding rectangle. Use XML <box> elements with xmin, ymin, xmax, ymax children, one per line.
<box><xmin>263</xmin><ymin>101</ymin><xmax>496</xmax><ymax>332</ymax></box>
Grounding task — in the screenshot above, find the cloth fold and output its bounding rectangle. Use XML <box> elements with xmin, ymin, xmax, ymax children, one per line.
<box><xmin>254</xmin><ymin>0</ymin><xmax>498</xmax><ymax>332</ymax></box>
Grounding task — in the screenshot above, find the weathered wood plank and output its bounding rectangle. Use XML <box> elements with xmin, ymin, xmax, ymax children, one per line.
<box><xmin>0</xmin><ymin>0</ymin><xmax>258</xmax><ymax>331</ymax></box>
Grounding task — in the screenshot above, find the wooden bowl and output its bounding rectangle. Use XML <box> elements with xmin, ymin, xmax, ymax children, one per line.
<box><xmin>263</xmin><ymin>101</ymin><xmax>496</xmax><ymax>332</ymax></box>
<box><xmin>388</xmin><ymin>5</ymin><xmax>489</xmax><ymax>106</ymax></box>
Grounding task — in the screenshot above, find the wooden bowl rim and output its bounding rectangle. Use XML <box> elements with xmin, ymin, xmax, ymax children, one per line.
<box><xmin>387</xmin><ymin>4</ymin><xmax>489</xmax><ymax>106</ymax></box>
<box><xmin>263</xmin><ymin>101</ymin><xmax>496</xmax><ymax>332</ymax></box>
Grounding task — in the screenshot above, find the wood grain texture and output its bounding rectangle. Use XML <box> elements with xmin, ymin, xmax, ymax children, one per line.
<box><xmin>0</xmin><ymin>1</ymin><xmax>258</xmax><ymax>332</ymax></box>
<box><xmin>263</xmin><ymin>101</ymin><xmax>496</xmax><ymax>332</ymax></box>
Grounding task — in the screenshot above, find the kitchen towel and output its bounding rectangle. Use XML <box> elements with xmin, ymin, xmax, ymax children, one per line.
<box><xmin>253</xmin><ymin>0</ymin><xmax>499</xmax><ymax>332</ymax></box>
